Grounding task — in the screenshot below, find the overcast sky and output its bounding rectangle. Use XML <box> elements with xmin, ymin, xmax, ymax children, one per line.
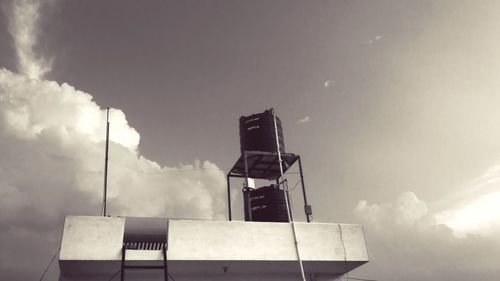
<box><xmin>1</xmin><ymin>0</ymin><xmax>500</xmax><ymax>280</ymax></box>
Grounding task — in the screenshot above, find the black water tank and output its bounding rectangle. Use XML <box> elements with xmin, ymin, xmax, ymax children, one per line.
<box><xmin>239</xmin><ymin>109</ymin><xmax>285</xmax><ymax>155</ymax></box>
<box><xmin>243</xmin><ymin>185</ymin><xmax>289</xmax><ymax>223</ymax></box>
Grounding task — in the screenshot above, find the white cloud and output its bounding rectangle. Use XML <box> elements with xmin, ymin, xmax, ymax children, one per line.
<box><xmin>437</xmin><ymin>191</ymin><xmax>500</xmax><ymax>236</ymax></box>
<box><xmin>0</xmin><ymin>70</ymin><xmax>140</xmax><ymax>148</ymax></box>
<box><xmin>363</xmin><ymin>34</ymin><xmax>383</xmax><ymax>45</ymax></box>
<box><xmin>0</xmin><ymin>2</ymin><xmax>224</xmax><ymax>278</ymax></box>
<box><xmin>6</xmin><ymin>0</ymin><xmax>52</xmax><ymax>79</ymax></box>
<box><xmin>297</xmin><ymin>116</ymin><xmax>311</xmax><ymax>124</ymax></box>
<box><xmin>0</xmin><ymin>67</ymin><xmax>227</xmax><ymax>279</ymax></box>
<box><xmin>355</xmin><ymin>191</ymin><xmax>430</xmax><ymax>230</ymax></box>
<box><xmin>323</xmin><ymin>79</ymin><xmax>337</xmax><ymax>88</ymax></box>
<box><xmin>353</xmin><ymin>192</ymin><xmax>500</xmax><ymax>281</ymax></box>
<box><xmin>436</xmin><ymin>163</ymin><xmax>500</xmax><ymax>237</ymax></box>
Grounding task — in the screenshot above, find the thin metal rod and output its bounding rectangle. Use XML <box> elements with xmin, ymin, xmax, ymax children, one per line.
<box><xmin>243</xmin><ymin>151</ymin><xmax>249</xmax><ymax>187</ymax></box>
<box><xmin>227</xmin><ymin>174</ymin><xmax>232</xmax><ymax>221</ymax></box>
<box><xmin>103</xmin><ymin>107</ymin><xmax>110</xmax><ymax>217</ymax></box>
<box><xmin>272</xmin><ymin>108</ymin><xmax>306</xmax><ymax>281</ymax></box>
<box><xmin>163</xmin><ymin>245</ymin><xmax>168</xmax><ymax>281</ymax></box>
<box><xmin>120</xmin><ymin>246</ymin><xmax>125</xmax><ymax>281</ymax></box>
<box><xmin>243</xmin><ymin>151</ymin><xmax>252</xmax><ymax>221</ymax></box>
<box><xmin>298</xmin><ymin>156</ymin><xmax>311</xmax><ymax>223</ymax></box>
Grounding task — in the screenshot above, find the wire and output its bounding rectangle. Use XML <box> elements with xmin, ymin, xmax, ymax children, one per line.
<box><xmin>38</xmin><ymin>222</ymin><xmax>67</xmax><ymax>281</ymax></box>
<box><xmin>108</xmin><ymin>158</ymin><xmax>225</xmax><ymax>175</ymax></box>
<box><xmin>271</xmin><ymin>108</ymin><xmax>306</xmax><ymax>281</ymax></box>
<box><xmin>100</xmin><ymin>200</ymin><xmax>105</xmax><ymax>216</ymax></box>
<box><xmin>289</xmin><ymin>179</ymin><xmax>301</xmax><ymax>192</ymax></box>
<box><xmin>339</xmin><ymin>224</ymin><xmax>348</xmax><ymax>281</ymax></box>
<box><xmin>106</xmin><ymin>269</ymin><xmax>121</xmax><ymax>281</ymax></box>
<box><xmin>38</xmin><ymin>246</ymin><xmax>60</xmax><ymax>281</ymax></box>
<box><xmin>109</xmin><ymin>158</ymin><xmax>301</xmax><ymax>176</ymax></box>
<box><xmin>168</xmin><ymin>272</ymin><xmax>177</xmax><ymax>281</ymax></box>
<box><xmin>109</xmin><ymin>158</ymin><xmax>301</xmax><ymax>179</ymax></box>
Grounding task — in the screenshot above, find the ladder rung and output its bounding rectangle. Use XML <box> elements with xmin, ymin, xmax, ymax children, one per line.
<box><xmin>123</xmin><ymin>265</ymin><xmax>165</xmax><ymax>270</ymax></box>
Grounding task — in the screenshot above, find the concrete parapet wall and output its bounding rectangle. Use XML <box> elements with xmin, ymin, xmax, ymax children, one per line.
<box><xmin>59</xmin><ymin>216</ymin><xmax>368</xmax><ymax>281</ymax></box>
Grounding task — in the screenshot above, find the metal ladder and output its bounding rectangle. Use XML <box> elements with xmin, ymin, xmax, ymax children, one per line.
<box><xmin>120</xmin><ymin>241</ymin><xmax>168</xmax><ymax>281</ymax></box>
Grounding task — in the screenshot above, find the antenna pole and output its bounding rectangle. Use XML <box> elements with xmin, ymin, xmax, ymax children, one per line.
<box><xmin>103</xmin><ymin>107</ymin><xmax>110</xmax><ymax>217</ymax></box>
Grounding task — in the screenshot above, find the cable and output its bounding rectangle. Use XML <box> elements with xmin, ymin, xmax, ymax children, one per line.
<box><xmin>106</xmin><ymin>269</ymin><xmax>121</xmax><ymax>281</ymax></box>
<box><xmin>109</xmin><ymin>158</ymin><xmax>301</xmax><ymax>176</ymax></box>
<box><xmin>38</xmin><ymin>222</ymin><xmax>67</xmax><ymax>281</ymax></box>
<box><xmin>100</xmin><ymin>200</ymin><xmax>105</xmax><ymax>216</ymax></box>
<box><xmin>168</xmin><ymin>272</ymin><xmax>177</xmax><ymax>281</ymax></box>
<box><xmin>109</xmin><ymin>158</ymin><xmax>299</xmax><ymax>179</ymax></box>
<box><xmin>289</xmin><ymin>179</ymin><xmax>301</xmax><ymax>192</ymax></box>
<box><xmin>164</xmin><ymin>243</ymin><xmax>176</xmax><ymax>281</ymax></box>
<box><xmin>339</xmin><ymin>224</ymin><xmax>348</xmax><ymax>281</ymax></box>
<box><xmin>108</xmin><ymin>158</ymin><xmax>225</xmax><ymax>175</ymax></box>
<box><xmin>271</xmin><ymin>108</ymin><xmax>306</xmax><ymax>281</ymax></box>
<box><xmin>38</xmin><ymin>246</ymin><xmax>60</xmax><ymax>281</ymax></box>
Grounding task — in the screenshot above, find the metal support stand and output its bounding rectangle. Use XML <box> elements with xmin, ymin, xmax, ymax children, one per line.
<box><xmin>225</xmin><ymin>108</ymin><xmax>314</xmax><ymax>280</ymax></box>
<box><xmin>226</xmin><ymin>151</ymin><xmax>312</xmax><ymax>222</ymax></box>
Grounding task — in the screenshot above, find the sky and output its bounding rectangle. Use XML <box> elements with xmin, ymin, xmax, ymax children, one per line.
<box><xmin>0</xmin><ymin>0</ymin><xmax>500</xmax><ymax>280</ymax></box>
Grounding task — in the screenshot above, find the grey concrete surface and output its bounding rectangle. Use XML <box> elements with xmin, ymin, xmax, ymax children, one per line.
<box><xmin>59</xmin><ymin>216</ymin><xmax>368</xmax><ymax>281</ymax></box>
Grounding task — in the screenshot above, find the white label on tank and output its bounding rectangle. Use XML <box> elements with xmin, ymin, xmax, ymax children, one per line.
<box><xmin>247</xmin><ymin>125</ymin><xmax>260</xmax><ymax>131</ymax></box>
<box><xmin>250</xmin><ymin>195</ymin><xmax>265</xmax><ymax>201</ymax></box>
<box><xmin>245</xmin><ymin>117</ymin><xmax>260</xmax><ymax>123</ymax></box>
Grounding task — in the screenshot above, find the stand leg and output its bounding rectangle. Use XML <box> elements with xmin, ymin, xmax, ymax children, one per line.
<box><xmin>163</xmin><ymin>245</ymin><xmax>168</xmax><ymax>281</ymax></box>
<box><xmin>298</xmin><ymin>156</ymin><xmax>312</xmax><ymax>223</ymax></box>
<box><xmin>121</xmin><ymin>246</ymin><xmax>125</xmax><ymax>281</ymax></box>
<box><xmin>227</xmin><ymin>174</ymin><xmax>232</xmax><ymax>221</ymax></box>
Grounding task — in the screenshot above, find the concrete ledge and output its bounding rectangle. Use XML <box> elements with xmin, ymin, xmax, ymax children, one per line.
<box><xmin>59</xmin><ymin>216</ymin><xmax>368</xmax><ymax>280</ymax></box>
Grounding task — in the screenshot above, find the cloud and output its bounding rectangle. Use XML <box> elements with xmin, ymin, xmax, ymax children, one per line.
<box><xmin>435</xmin><ymin>163</ymin><xmax>500</xmax><ymax>237</ymax></box>
<box><xmin>0</xmin><ymin>67</ymin><xmax>227</xmax><ymax>279</ymax></box>
<box><xmin>297</xmin><ymin>116</ymin><xmax>311</xmax><ymax>124</ymax></box>
<box><xmin>437</xmin><ymin>191</ymin><xmax>500</xmax><ymax>236</ymax></box>
<box><xmin>362</xmin><ymin>34</ymin><xmax>383</xmax><ymax>45</ymax></box>
<box><xmin>0</xmin><ymin>2</ymin><xmax>225</xmax><ymax>278</ymax></box>
<box><xmin>5</xmin><ymin>0</ymin><xmax>52</xmax><ymax>79</ymax></box>
<box><xmin>355</xmin><ymin>191</ymin><xmax>429</xmax><ymax>228</ymax></box>
<box><xmin>353</xmin><ymin>192</ymin><xmax>500</xmax><ymax>281</ymax></box>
